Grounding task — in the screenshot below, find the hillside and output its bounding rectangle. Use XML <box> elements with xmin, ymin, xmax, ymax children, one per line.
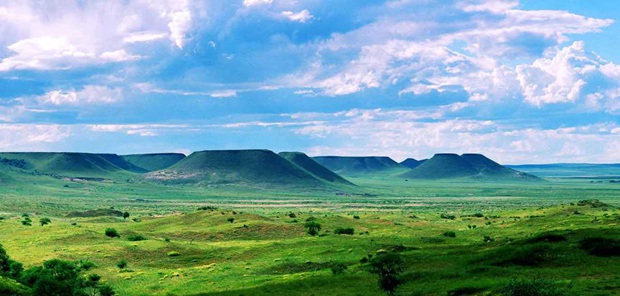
<box><xmin>506</xmin><ymin>163</ymin><xmax>620</xmax><ymax>178</ymax></box>
<box><xmin>401</xmin><ymin>153</ymin><xmax>541</xmax><ymax>181</ymax></box>
<box><xmin>0</xmin><ymin>152</ymin><xmax>141</xmax><ymax>178</ymax></box>
<box><xmin>400</xmin><ymin>158</ymin><xmax>426</xmax><ymax>169</ymax></box>
<box><xmin>278</xmin><ymin>152</ymin><xmax>354</xmax><ymax>185</ymax></box>
<box><xmin>312</xmin><ymin>156</ymin><xmax>407</xmax><ymax>176</ymax></box>
<box><xmin>122</xmin><ymin>153</ymin><xmax>186</xmax><ymax>172</ymax></box>
<box><xmin>145</xmin><ymin>149</ymin><xmax>332</xmax><ymax>187</ymax></box>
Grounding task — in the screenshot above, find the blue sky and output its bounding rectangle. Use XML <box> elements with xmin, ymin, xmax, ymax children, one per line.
<box><xmin>0</xmin><ymin>0</ymin><xmax>619</xmax><ymax>163</ymax></box>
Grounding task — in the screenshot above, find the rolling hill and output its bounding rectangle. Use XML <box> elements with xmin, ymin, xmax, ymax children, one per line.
<box><xmin>122</xmin><ymin>153</ymin><xmax>186</xmax><ymax>172</ymax></box>
<box><xmin>400</xmin><ymin>158</ymin><xmax>426</xmax><ymax>169</ymax></box>
<box><xmin>401</xmin><ymin>153</ymin><xmax>541</xmax><ymax>181</ymax></box>
<box><xmin>0</xmin><ymin>152</ymin><xmax>142</xmax><ymax>178</ymax></box>
<box><xmin>278</xmin><ymin>152</ymin><xmax>354</xmax><ymax>185</ymax></box>
<box><xmin>145</xmin><ymin>150</ymin><xmax>341</xmax><ymax>187</ymax></box>
<box><xmin>312</xmin><ymin>156</ymin><xmax>407</xmax><ymax>176</ymax></box>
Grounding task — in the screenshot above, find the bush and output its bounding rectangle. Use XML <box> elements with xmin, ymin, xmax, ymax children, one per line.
<box><xmin>473</xmin><ymin>213</ymin><xmax>484</xmax><ymax>218</ymax></box>
<box><xmin>334</xmin><ymin>227</ymin><xmax>355</xmax><ymax>235</ymax></box>
<box><xmin>105</xmin><ymin>228</ymin><xmax>120</xmax><ymax>238</ymax></box>
<box><xmin>440</xmin><ymin>214</ymin><xmax>456</xmax><ymax>220</ymax></box>
<box><xmin>483</xmin><ymin>235</ymin><xmax>495</xmax><ymax>243</ymax></box>
<box><xmin>127</xmin><ymin>234</ymin><xmax>147</xmax><ymax>241</ymax></box>
<box><xmin>304</xmin><ymin>221</ymin><xmax>321</xmax><ymax>236</ymax></box>
<box><xmin>167</xmin><ymin>251</ymin><xmax>180</xmax><ymax>257</ymax></box>
<box><xmin>39</xmin><ymin>218</ymin><xmax>51</xmax><ymax>226</ymax></box>
<box><xmin>330</xmin><ymin>262</ymin><xmax>348</xmax><ymax>275</ymax></box>
<box><xmin>227</xmin><ymin>217</ymin><xmax>235</xmax><ymax>223</ymax></box>
<box><xmin>443</xmin><ymin>231</ymin><xmax>456</xmax><ymax>238</ymax></box>
<box><xmin>288</xmin><ymin>213</ymin><xmax>296</xmax><ymax>218</ymax></box>
<box><xmin>353</xmin><ymin>215</ymin><xmax>360</xmax><ymax>219</ymax></box>
<box><xmin>116</xmin><ymin>259</ymin><xmax>127</xmax><ymax>270</ymax></box>
<box><xmin>122</xmin><ymin>212</ymin><xmax>130</xmax><ymax>220</ymax></box>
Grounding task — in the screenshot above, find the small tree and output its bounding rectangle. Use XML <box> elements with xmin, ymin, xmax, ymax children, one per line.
<box><xmin>39</xmin><ymin>217</ymin><xmax>52</xmax><ymax>226</ymax></box>
<box><xmin>105</xmin><ymin>228</ymin><xmax>120</xmax><ymax>238</ymax></box>
<box><xmin>122</xmin><ymin>212</ymin><xmax>130</xmax><ymax>220</ymax></box>
<box><xmin>369</xmin><ymin>252</ymin><xmax>404</xmax><ymax>296</ymax></box>
<box><xmin>304</xmin><ymin>221</ymin><xmax>321</xmax><ymax>236</ymax></box>
<box><xmin>227</xmin><ymin>217</ymin><xmax>235</xmax><ymax>223</ymax></box>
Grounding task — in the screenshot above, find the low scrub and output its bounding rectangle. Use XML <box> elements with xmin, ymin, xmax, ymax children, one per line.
<box><xmin>334</xmin><ymin>227</ymin><xmax>355</xmax><ymax>235</ymax></box>
<box><xmin>498</xmin><ymin>277</ymin><xmax>571</xmax><ymax>296</ymax></box>
<box><xmin>127</xmin><ymin>234</ymin><xmax>147</xmax><ymax>241</ymax></box>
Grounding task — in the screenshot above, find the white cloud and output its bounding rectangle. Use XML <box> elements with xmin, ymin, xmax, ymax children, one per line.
<box><xmin>168</xmin><ymin>9</ymin><xmax>192</xmax><ymax>49</ymax></box>
<box><xmin>210</xmin><ymin>90</ymin><xmax>237</xmax><ymax>98</ymax></box>
<box><xmin>281</xmin><ymin>10</ymin><xmax>313</xmax><ymax>23</ymax></box>
<box><xmin>88</xmin><ymin>124</ymin><xmax>189</xmax><ymax>137</ymax></box>
<box><xmin>123</xmin><ymin>32</ymin><xmax>168</xmax><ymax>43</ymax></box>
<box><xmin>243</xmin><ymin>0</ymin><xmax>273</xmax><ymax>7</ymax></box>
<box><xmin>37</xmin><ymin>86</ymin><xmax>123</xmax><ymax>106</ymax></box>
<box><xmin>290</xmin><ymin>108</ymin><xmax>620</xmax><ymax>163</ymax></box>
<box><xmin>0</xmin><ymin>124</ymin><xmax>70</xmax><ymax>150</ymax></box>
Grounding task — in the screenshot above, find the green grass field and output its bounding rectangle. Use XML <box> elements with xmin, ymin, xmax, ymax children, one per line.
<box><xmin>1</xmin><ymin>172</ymin><xmax>619</xmax><ymax>295</ymax></box>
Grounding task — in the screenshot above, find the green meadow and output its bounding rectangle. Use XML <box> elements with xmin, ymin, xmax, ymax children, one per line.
<box><xmin>1</xmin><ymin>173</ymin><xmax>619</xmax><ymax>295</ymax></box>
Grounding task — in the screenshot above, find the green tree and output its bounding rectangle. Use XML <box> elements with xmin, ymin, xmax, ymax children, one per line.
<box><xmin>304</xmin><ymin>221</ymin><xmax>321</xmax><ymax>236</ymax></box>
<box><xmin>369</xmin><ymin>253</ymin><xmax>404</xmax><ymax>296</ymax></box>
<box><xmin>39</xmin><ymin>217</ymin><xmax>52</xmax><ymax>226</ymax></box>
<box><xmin>122</xmin><ymin>212</ymin><xmax>130</xmax><ymax>220</ymax></box>
<box><xmin>104</xmin><ymin>228</ymin><xmax>120</xmax><ymax>238</ymax></box>
<box><xmin>20</xmin><ymin>259</ymin><xmax>86</xmax><ymax>296</ymax></box>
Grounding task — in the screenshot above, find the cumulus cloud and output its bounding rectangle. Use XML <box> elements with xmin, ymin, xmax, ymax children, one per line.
<box><xmin>281</xmin><ymin>10</ymin><xmax>313</xmax><ymax>23</ymax></box>
<box><xmin>243</xmin><ymin>0</ymin><xmax>273</xmax><ymax>7</ymax></box>
<box><xmin>0</xmin><ymin>124</ymin><xmax>70</xmax><ymax>150</ymax></box>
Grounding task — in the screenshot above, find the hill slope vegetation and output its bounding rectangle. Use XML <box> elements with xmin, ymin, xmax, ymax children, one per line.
<box><xmin>145</xmin><ymin>150</ymin><xmax>337</xmax><ymax>187</ymax></box>
<box><xmin>312</xmin><ymin>156</ymin><xmax>407</xmax><ymax>176</ymax></box>
<box><xmin>122</xmin><ymin>153</ymin><xmax>186</xmax><ymax>172</ymax></box>
<box><xmin>278</xmin><ymin>152</ymin><xmax>354</xmax><ymax>185</ymax></box>
<box><xmin>401</xmin><ymin>153</ymin><xmax>541</xmax><ymax>181</ymax></box>
<box><xmin>400</xmin><ymin>158</ymin><xmax>426</xmax><ymax>169</ymax></box>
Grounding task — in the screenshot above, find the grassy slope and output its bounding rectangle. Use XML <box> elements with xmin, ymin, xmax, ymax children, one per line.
<box><xmin>278</xmin><ymin>152</ymin><xmax>354</xmax><ymax>185</ymax></box>
<box><xmin>400</xmin><ymin>158</ymin><xmax>425</xmax><ymax>169</ymax></box>
<box><xmin>312</xmin><ymin>156</ymin><xmax>408</xmax><ymax>177</ymax></box>
<box><xmin>0</xmin><ymin>152</ymin><xmax>140</xmax><ymax>179</ymax></box>
<box><xmin>122</xmin><ymin>153</ymin><xmax>186</xmax><ymax>172</ymax></box>
<box><xmin>151</xmin><ymin>150</ymin><xmax>327</xmax><ymax>188</ymax></box>
<box><xmin>402</xmin><ymin>153</ymin><xmax>478</xmax><ymax>179</ymax></box>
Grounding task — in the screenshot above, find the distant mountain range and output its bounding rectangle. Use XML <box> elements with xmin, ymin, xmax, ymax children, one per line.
<box><xmin>2</xmin><ymin>150</ymin><xmax>616</xmax><ymax>188</ymax></box>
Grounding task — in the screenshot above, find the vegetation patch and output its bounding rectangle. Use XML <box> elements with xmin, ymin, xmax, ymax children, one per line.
<box><xmin>579</xmin><ymin>237</ymin><xmax>620</xmax><ymax>257</ymax></box>
<box><xmin>66</xmin><ymin>209</ymin><xmax>124</xmax><ymax>218</ymax></box>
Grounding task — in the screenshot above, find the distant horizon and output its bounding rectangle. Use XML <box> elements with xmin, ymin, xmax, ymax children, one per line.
<box><xmin>2</xmin><ymin>149</ymin><xmax>619</xmax><ymax>166</ymax></box>
<box><xmin>1</xmin><ymin>1</ymin><xmax>619</xmax><ymax>164</ymax></box>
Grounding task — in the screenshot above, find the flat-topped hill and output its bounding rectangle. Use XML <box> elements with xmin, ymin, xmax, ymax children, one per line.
<box><xmin>278</xmin><ymin>152</ymin><xmax>354</xmax><ymax>185</ymax></box>
<box><xmin>0</xmin><ymin>152</ymin><xmax>144</xmax><ymax>178</ymax></box>
<box><xmin>122</xmin><ymin>153</ymin><xmax>186</xmax><ymax>172</ymax></box>
<box><xmin>401</xmin><ymin>153</ymin><xmax>541</xmax><ymax>181</ymax></box>
<box><xmin>145</xmin><ymin>149</ymin><xmax>334</xmax><ymax>187</ymax></box>
<box><xmin>312</xmin><ymin>156</ymin><xmax>406</xmax><ymax>176</ymax></box>
<box><xmin>400</xmin><ymin>158</ymin><xmax>426</xmax><ymax>169</ymax></box>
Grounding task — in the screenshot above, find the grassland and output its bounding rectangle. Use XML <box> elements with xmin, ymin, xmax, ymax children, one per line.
<box><xmin>0</xmin><ymin>172</ymin><xmax>619</xmax><ymax>295</ymax></box>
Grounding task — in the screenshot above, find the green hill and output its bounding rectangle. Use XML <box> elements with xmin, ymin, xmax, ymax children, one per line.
<box><xmin>278</xmin><ymin>152</ymin><xmax>354</xmax><ymax>185</ymax></box>
<box><xmin>122</xmin><ymin>153</ymin><xmax>186</xmax><ymax>172</ymax></box>
<box><xmin>0</xmin><ymin>152</ymin><xmax>140</xmax><ymax>178</ymax></box>
<box><xmin>400</xmin><ymin>158</ymin><xmax>426</xmax><ymax>169</ymax></box>
<box><xmin>401</xmin><ymin>153</ymin><xmax>541</xmax><ymax>181</ymax></box>
<box><xmin>146</xmin><ymin>149</ymin><xmax>330</xmax><ymax>187</ymax></box>
<box><xmin>312</xmin><ymin>156</ymin><xmax>407</xmax><ymax>176</ymax></box>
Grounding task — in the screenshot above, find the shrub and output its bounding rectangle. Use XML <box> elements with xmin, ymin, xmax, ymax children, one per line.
<box><xmin>105</xmin><ymin>228</ymin><xmax>120</xmax><ymax>238</ymax></box>
<box><xmin>440</xmin><ymin>214</ymin><xmax>456</xmax><ymax>220</ymax></box>
<box><xmin>127</xmin><ymin>234</ymin><xmax>147</xmax><ymax>241</ymax></box>
<box><xmin>198</xmin><ymin>206</ymin><xmax>217</xmax><ymax>211</ymax></box>
<box><xmin>527</xmin><ymin>234</ymin><xmax>567</xmax><ymax>244</ymax></box>
<box><xmin>353</xmin><ymin>215</ymin><xmax>360</xmax><ymax>219</ymax></box>
<box><xmin>334</xmin><ymin>227</ymin><xmax>355</xmax><ymax>235</ymax></box>
<box><xmin>330</xmin><ymin>262</ymin><xmax>348</xmax><ymax>275</ymax></box>
<box><xmin>116</xmin><ymin>259</ymin><xmax>127</xmax><ymax>270</ymax></box>
<box><xmin>39</xmin><ymin>218</ymin><xmax>51</xmax><ymax>226</ymax></box>
<box><xmin>483</xmin><ymin>235</ymin><xmax>495</xmax><ymax>243</ymax></box>
<box><xmin>227</xmin><ymin>217</ymin><xmax>235</xmax><ymax>223</ymax></box>
<box><xmin>304</xmin><ymin>221</ymin><xmax>321</xmax><ymax>236</ymax></box>
<box><xmin>473</xmin><ymin>213</ymin><xmax>484</xmax><ymax>218</ymax></box>
<box><xmin>443</xmin><ymin>231</ymin><xmax>456</xmax><ymax>238</ymax></box>
<box><xmin>288</xmin><ymin>213</ymin><xmax>296</xmax><ymax>218</ymax></box>
<box><xmin>167</xmin><ymin>251</ymin><xmax>180</xmax><ymax>257</ymax></box>
<box><xmin>75</xmin><ymin>260</ymin><xmax>95</xmax><ymax>271</ymax></box>
<box><xmin>122</xmin><ymin>212</ymin><xmax>130</xmax><ymax>220</ymax></box>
